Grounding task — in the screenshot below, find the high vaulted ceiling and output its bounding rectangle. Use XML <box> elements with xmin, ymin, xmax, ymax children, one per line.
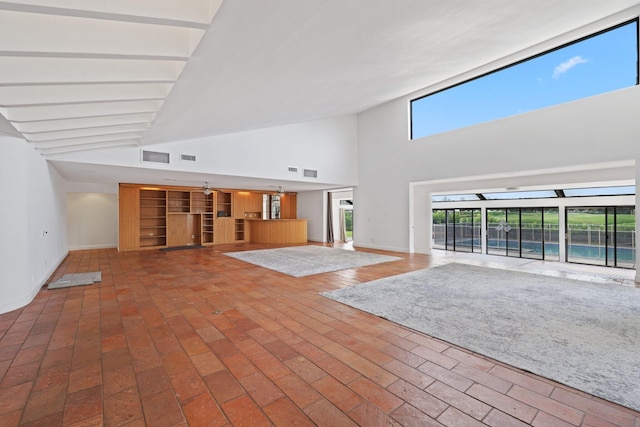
<box><xmin>0</xmin><ymin>0</ymin><xmax>222</xmax><ymax>155</ymax></box>
<box><xmin>1</xmin><ymin>1</ymin><xmax>639</xmax><ymax>161</ymax></box>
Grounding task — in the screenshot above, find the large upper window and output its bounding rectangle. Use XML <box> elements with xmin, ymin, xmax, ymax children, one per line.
<box><xmin>411</xmin><ymin>20</ymin><xmax>638</xmax><ymax>140</ymax></box>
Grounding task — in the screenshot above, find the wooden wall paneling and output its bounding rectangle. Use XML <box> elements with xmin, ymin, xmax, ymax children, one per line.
<box><xmin>243</xmin><ymin>192</ymin><xmax>263</xmax><ymax>218</ymax></box>
<box><xmin>118</xmin><ymin>185</ymin><xmax>139</xmax><ymax>251</ymax></box>
<box><xmin>289</xmin><ymin>194</ymin><xmax>297</xmax><ymax>219</ymax></box>
<box><xmin>280</xmin><ymin>194</ymin><xmax>297</xmax><ymax>219</ymax></box>
<box><xmin>233</xmin><ymin>192</ymin><xmax>246</xmax><ymax>219</ymax></box>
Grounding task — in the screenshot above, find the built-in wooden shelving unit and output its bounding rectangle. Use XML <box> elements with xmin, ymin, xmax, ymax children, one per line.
<box><xmin>118</xmin><ymin>183</ymin><xmax>301</xmax><ymax>252</ymax></box>
<box><xmin>139</xmin><ymin>189</ymin><xmax>167</xmax><ymax>248</ymax></box>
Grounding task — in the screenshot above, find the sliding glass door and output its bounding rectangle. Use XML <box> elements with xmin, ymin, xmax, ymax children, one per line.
<box><xmin>520</xmin><ymin>208</ymin><xmax>543</xmax><ymax>259</ymax></box>
<box><xmin>566</xmin><ymin>207</ymin><xmax>635</xmax><ymax>268</ymax></box>
<box><xmin>432</xmin><ymin>209</ymin><xmax>481</xmax><ymax>253</ymax></box>
<box><xmin>486</xmin><ymin>208</ymin><xmax>559</xmax><ymax>260</ymax></box>
<box><xmin>615</xmin><ymin>207</ymin><xmax>635</xmax><ymax>268</ymax></box>
<box><xmin>486</xmin><ymin>209</ymin><xmax>509</xmax><ymax>256</ymax></box>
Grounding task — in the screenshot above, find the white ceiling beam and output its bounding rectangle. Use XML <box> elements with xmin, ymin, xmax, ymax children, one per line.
<box><xmin>0</xmin><ymin>0</ymin><xmax>222</xmax><ymax>26</ymax></box>
<box><xmin>12</xmin><ymin>113</ymin><xmax>156</xmax><ymax>133</ymax></box>
<box><xmin>0</xmin><ymin>84</ymin><xmax>173</xmax><ymax>106</ymax></box>
<box><xmin>0</xmin><ymin>57</ymin><xmax>185</xmax><ymax>84</ymax></box>
<box><xmin>24</xmin><ymin>122</ymin><xmax>150</xmax><ymax>141</ymax></box>
<box><xmin>2</xmin><ymin>100</ymin><xmax>163</xmax><ymax>121</ymax></box>
<box><xmin>38</xmin><ymin>139</ymin><xmax>139</xmax><ymax>156</ymax></box>
<box><xmin>0</xmin><ymin>10</ymin><xmax>206</xmax><ymax>57</ymax></box>
<box><xmin>0</xmin><ymin>0</ymin><xmax>223</xmax><ymax>157</ymax></box>
<box><xmin>32</xmin><ymin>131</ymin><xmax>145</xmax><ymax>147</ymax></box>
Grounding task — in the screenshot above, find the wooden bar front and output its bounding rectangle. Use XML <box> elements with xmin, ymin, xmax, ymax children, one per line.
<box><xmin>248</xmin><ymin>219</ymin><xmax>307</xmax><ymax>244</ymax></box>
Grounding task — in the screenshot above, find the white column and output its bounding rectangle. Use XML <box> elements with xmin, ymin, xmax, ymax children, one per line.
<box><xmin>481</xmin><ymin>206</ymin><xmax>487</xmax><ymax>254</ymax></box>
<box><xmin>558</xmin><ymin>205</ymin><xmax>566</xmax><ymax>263</ymax></box>
<box><xmin>635</xmin><ymin>166</ymin><xmax>640</xmax><ymax>282</ymax></box>
<box><xmin>410</xmin><ymin>184</ymin><xmax>432</xmax><ymax>254</ymax></box>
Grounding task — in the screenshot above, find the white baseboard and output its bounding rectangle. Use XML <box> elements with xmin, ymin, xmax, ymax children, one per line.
<box><xmin>68</xmin><ymin>244</ymin><xmax>117</xmax><ymax>251</ymax></box>
<box><xmin>353</xmin><ymin>242</ymin><xmax>408</xmax><ymax>254</ymax></box>
<box><xmin>0</xmin><ymin>250</ymin><xmax>69</xmax><ymax>315</ymax></box>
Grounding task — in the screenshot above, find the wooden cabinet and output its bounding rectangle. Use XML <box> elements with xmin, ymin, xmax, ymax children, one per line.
<box><xmin>213</xmin><ymin>217</ymin><xmax>234</xmax><ymax>243</ymax></box>
<box><xmin>247</xmin><ymin>193</ymin><xmax>264</xmax><ymax>217</ymax></box>
<box><xmin>119</xmin><ymin>184</ymin><xmax>209</xmax><ymax>251</ymax></box>
<box><xmin>234</xmin><ymin>192</ymin><xmax>263</xmax><ymax>219</ymax></box>
<box><xmin>167</xmin><ymin>214</ymin><xmax>201</xmax><ymax>246</ymax></box>
<box><xmin>248</xmin><ymin>219</ymin><xmax>307</xmax><ymax>244</ymax></box>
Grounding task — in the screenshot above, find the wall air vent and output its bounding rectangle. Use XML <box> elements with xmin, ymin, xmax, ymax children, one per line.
<box><xmin>288</xmin><ymin>166</ymin><xmax>298</xmax><ymax>173</ymax></box>
<box><xmin>142</xmin><ymin>150</ymin><xmax>170</xmax><ymax>164</ymax></box>
<box><xmin>181</xmin><ymin>154</ymin><xmax>197</xmax><ymax>162</ymax></box>
<box><xmin>303</xmin><ymin>169</ymin><xmax>318</xmax><ymax>178</ymax></box>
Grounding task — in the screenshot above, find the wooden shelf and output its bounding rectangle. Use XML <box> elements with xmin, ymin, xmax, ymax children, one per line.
<box><xmin>168</xmin><ymin>191</ymin><xmax>190</xmax><ymax>213</ymax></box>
<box><xmin>138</xmin><ymin>189</ymin><xmax>167</xmax><ymax>247</ymax></box>
<box><xmin>192</xmin><ymin>192</ymin><xmax>214</xmax><ymax>214</ymax></box>
<box><xmin>216</xmin><ymin>191</ymin><xmax>232</xmax><ymax>218</ymax></box>
<box><xmin>202</xmin><ymin>213</ymin><xmax>214</xmax><ymax>243</ymax></box>
<box><xmin>234</xmin><ymin>219</ymin><xmax>245</xmax><ymax>241</ymax></box>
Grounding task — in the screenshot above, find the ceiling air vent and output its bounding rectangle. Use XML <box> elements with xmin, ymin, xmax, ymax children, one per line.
<box><xmin>303</xmin><ymin>169</ymin><xmax>318</xmax><ymax>178</ymax></box>
<box><xmin>288</xmin><ymin>166</ymin><xmax>298</xmax><ymax>173</ymax></box>
<box><xmin>142</xmin><ymin>150</ymin><xmax>170</xmax><ymax>164</ymax></box>
<box><xmin>181</xmin><ymin>154</ymin><xmax>197</xmax><ymax>162</ymax></box>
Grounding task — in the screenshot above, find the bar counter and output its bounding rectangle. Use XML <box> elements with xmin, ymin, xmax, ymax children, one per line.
<box><xmin>246</xmin><ymin>219</ymin><xmax>308</xmax><ymax>244</ymax></box>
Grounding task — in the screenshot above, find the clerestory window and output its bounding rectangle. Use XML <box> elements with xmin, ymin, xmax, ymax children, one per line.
<box><xmin>411</xmin><ymin>20</ymin><xmax>638</xmax><ymax>140</ymax></box>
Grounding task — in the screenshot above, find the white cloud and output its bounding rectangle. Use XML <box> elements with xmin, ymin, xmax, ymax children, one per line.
<box><xmin>552</xmin><ymin>55</ymin><xmax>589</xmax><ymax>78</ymax></box>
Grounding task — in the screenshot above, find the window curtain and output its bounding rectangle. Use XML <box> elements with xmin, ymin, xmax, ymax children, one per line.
<box><xmin>339</xmin><ymin>208</ymin><xmax>346</xmax><ymax>242</ymax></box>
<box><xmin>327</xmin><ymin>193</ymin><xmax>334</xmax><ymax>242</ymax></box>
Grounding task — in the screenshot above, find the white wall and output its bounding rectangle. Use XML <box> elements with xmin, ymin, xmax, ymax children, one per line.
<box><xmin>67</xmin><ymin>193</ymin><xmax>118</xmax><ymax>250</ymax></box>
<box><xmin>58</xmin><ymin>115</ymin><xmax>359</xmax><ymax>188</ymax></box>
<box><xmin>297</xmin><ymin>190</ymin><xmax>326</xmax><ymax>242</ymax></box>
<box><xmin>356</xmin><ymin>86</ymin><xmax>640</xmax><ymax>253</ymax></box>
<box><xmin>0</xmin><ymin>137</ymin><xmax>68</xmax><ymax>314</ymax></box>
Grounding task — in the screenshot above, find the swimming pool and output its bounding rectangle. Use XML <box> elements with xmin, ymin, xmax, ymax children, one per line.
<box><xmin>445</xmin><ymin>238</ymin><xmax>636</xmax><ymax>265</ymax></box>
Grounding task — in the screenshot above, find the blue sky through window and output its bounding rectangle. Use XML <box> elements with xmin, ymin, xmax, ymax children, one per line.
<box><xmin>411</xmin><ymin>21</ymin><xmax>638</xmax><ymax>139</ymax></box>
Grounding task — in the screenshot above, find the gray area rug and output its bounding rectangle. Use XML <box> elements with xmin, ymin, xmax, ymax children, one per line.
<box><xmin>48</xmin><ymin>272</ymin><xmax>101</xmax><ymax>289</ymax></box>
<box><xmin>321</xmin><ymin>263</ymin><xmax>640</xmax><ymax>412</ymax></box>
<box><xmin>224</xmin><ymin>245</ymin><xmax>402</xmax><ymax>277</ymax></box>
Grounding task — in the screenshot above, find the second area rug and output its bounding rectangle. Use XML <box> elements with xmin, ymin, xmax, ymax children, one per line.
<box><xmin>225</xmin><ymin>245</ymin><xmax>402</xmax><ymax>277</ymax></box>
<box><xmin>321</xmin><ymin>262</ymin><xmax>640</xmax><ymax>412</ymax></box>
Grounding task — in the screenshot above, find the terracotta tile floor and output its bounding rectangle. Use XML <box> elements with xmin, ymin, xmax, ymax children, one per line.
<box><xmin>1</xmin><ymin>243</ymin><xmax>639</xmax><ymax>426</ymax></box>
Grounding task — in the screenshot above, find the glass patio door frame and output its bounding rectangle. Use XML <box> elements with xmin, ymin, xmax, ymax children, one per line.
<box><xmin>565</xmin><ymin>205</ymin><xmax>635</xmax><ymax>268</ymax></box>
<box><xmin>486</xmin><ymin>207</ymin><xmax>558</xmax><ymax>260</ymax></box>
<box><xmin>434</xmin><ymin>208</ymin><xmax>481</xmax><ymax>253</ymax></box>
